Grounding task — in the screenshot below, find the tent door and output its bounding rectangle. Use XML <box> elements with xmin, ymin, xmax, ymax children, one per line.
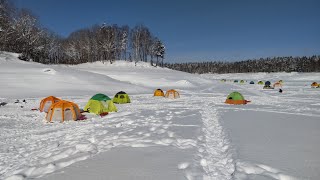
<box><xmin>64</xmin><ymin>108</ymin><xmax>73</xmax><ymax>121</ymax></box>
<box><xmin>43</xmin><ymin>101</ymin><xmax>52</xmax><ymax>112</ymax></box>
<box><xmin>51</xmin><ymin>108</ymin><xmax>63</xmax><ymax>122</ymax></box>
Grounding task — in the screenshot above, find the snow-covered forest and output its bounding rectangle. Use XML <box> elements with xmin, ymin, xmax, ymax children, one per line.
<box><xmin>164</xmin><ymin>55</ymin><xmax>320</xmax><ymax>74</ymax></box>
<box><xmin>0</xmin><ymin>0</ymin><xmax>165</xmax><ymax>66</ymax></box>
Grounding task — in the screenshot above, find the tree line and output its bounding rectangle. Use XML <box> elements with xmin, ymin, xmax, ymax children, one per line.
<box><xmin>0</xmin><ymin>0</ymin><xmax>165</xmax><ymax>65</ymax></box>
<box><xmin>164</xmin><ymin>55</ymin><xmax>320</xmax><ymax>74</ymax></box>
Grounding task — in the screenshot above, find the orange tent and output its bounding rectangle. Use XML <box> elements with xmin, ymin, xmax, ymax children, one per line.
<box><xmin>46</xmin><ymin>100</ymin><xmax>81</xmax><ymax>123</ymax></box>
<box><xmin>39</xmin><ymin>96</ymin><xmax>61</xmax><ymax>112</ymax></box>
<box><xmin>311</xmin><ymin>82</ymin><xmax>318</xmax><ymax>88</ymax></box>
<box><xmin>165</xmin><ymin>89</ymin><xmax>180</xmax><ymax>99</ymax></box>
<box><xmin>154</xmin><ymin>89</ymin><xmax>165</xmax><ymax>97</ymax></box>
<box><xmin>273</xmin><ymin>82</ymin><xmax>282</xmax><ymax>88</ymax></box>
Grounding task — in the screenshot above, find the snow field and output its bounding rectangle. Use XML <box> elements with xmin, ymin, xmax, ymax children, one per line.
<box><xmin>1</xmin><ymin>93</ymin><xmax>235</xmax><ymax>180</ymax></box>
<box><xmin>1</xmin><ymin>52</ymin><xmax>320</xmax><ymax>179</ymax></box>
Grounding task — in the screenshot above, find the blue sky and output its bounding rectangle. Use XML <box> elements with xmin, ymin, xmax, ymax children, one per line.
<box><xmin>13</xmin><ymin>0</ymin><xmax>320</xmax><ymax>62</ymax></box>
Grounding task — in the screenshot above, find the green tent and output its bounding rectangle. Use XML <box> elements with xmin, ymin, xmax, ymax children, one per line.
<box><xmin>240</xmin><ymin>80</ymin><xmax>245</xmax><ymax>84</ymax></box>
<box><xmin>227</xmin><ymin>92</ymin><xmax>245</xmax><ymax>100</ymax></box>
<box><xmin>84</xmin><ymin>93</ymin><xmax>117</xmax><ymax>114</ymax></box>
<box><xmin>258</xmin><ymin>81</ymin><xmax>264</xmax><ymax>85</ymax></box>
<box><xmin>113</xmin><ymin>91</ymin><xmax>131</xmax><ymax>104</ymax></box>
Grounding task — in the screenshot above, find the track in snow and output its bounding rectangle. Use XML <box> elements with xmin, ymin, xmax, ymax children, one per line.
<box><xmin>1</xmin><ymin>93</ymin><xmax>235</xmax><ymax>180</ymax></box>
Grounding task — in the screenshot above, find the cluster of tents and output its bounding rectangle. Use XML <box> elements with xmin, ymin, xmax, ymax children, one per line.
<box><xmin>26</xmin><ymin>78</ymin><xmax>320</xmax><ymax>124</ymax></box>
<box><xmin>154</xmin><ymin>89</ymin><xmax>180</xmax><ymax>99</ymax></box>
<box><xmin>39</xmin><ymin>91</ymin><xmax>131</xmax><ymax>123</ymax></box>
<box><xmin>39</xmin><ymin>89</ymin><xmax>182</xmax><ymax>123</ymax></box>
<box><xmin>225</xmin><ymin>79</ymin><xmax>319</xmax><ymax>89</ymax></box>
<box><xmin>222</xmin><ymin>79</ymin><xmax>284</xmax><ymax>89</ymax></box>
<box><xmin>262</xmin><ymin>81</ymin><xmax>283</xmax><ymax>89</ymax></box>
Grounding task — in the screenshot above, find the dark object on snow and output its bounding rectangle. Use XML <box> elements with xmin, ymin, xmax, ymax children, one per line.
<box><xmin>79</xmin><ymin>115</ymin><xmax>87</xmax><ymax>120</ymax></box>
<box><xmin>0</xmin><ymin>102</ymin><xmax>7</xmax><ymax>106</ymax></box>
<box><xmin>14</xmin><ymin>99</ymin><xmax>19</xmax><ymax>103</ymax></box>
<box><xmin>100</xmin><ymin>112</ymin><xmax>109</xmax><ymax>117</ymax></box>
<box><xmin>23</xmin><ymin>99</ymin><xmax>26</xmax><ymax>103</ymax></box>
<box><xmin>265</xmin><ymin>81</ymin><xmax>271</xmax><ymax>86</ymax></box>
<box><xmin>279</xmin><ymin>89</ymin><xmax>283</xmax><ymax>93</ymax></box>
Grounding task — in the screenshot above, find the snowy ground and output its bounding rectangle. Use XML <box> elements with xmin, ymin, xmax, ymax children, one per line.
<box><xmin>0</xmin><ymin>52</ymin><xmax>319</xmax><ymax>180</ymax></box>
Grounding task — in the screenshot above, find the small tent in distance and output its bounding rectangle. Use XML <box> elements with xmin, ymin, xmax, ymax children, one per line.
<box><xmin>258</xmin><ymin>81</ymin><xmax>264</xmax><ymax>85</ymax></box>
<box><xmin>40</xmin><ymin>96</ymin><xmax>61</xmax><ymax>112</ymax></box>
<box><xmin>84</xmin><ymin>93</ymin><xmax>117</xmax><ymax>114</ymax></box>
<box><xmin>165</xmin><ymin>89</ymin><xmax>180</xmax><ymax>99</ymax></box>
<box><xmin>46</xmin><ymin>100</ymin><xmax>81</xmax><ymax>123</ymax></box>
<box><xmin>225</xmin><ymin>91</ymin><xmax>250</xmax><ymax>105</ymax></box>
<box><xmin>154</xmin><ymin>89</ymin><xmax>165</xmax><ymax>97</ymax></box>
<box><xmin>249</xmin><ymin>81</ymin><xmax>255</xmax><ymax>84</ymax></box>
<box><xmin>263</xmin><ymin>81</ymin><xmax>274</xmax><ymax>89</ymax></box>
<box><xmin>273</xmin><ymin>82</ymin><xmax>282</xmax><ymax>88</ymax></box>
<box><xmin>113</xmin><ymin>91</ymin><xmax>131</xmax><ymax>104</ymax></box>
<box><xmin>311</xmin><ymin>82</ymin><xmax>318</xmax><ymax>88</ymax></box>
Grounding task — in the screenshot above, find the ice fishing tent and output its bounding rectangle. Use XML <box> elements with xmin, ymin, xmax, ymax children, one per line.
<box><xmin>258</xmin><ymin>81</ymin><xmax>264</xmax><ymax>85</ymax></box>
<box><xmin>84</xmin><ymin>93</ymin><xmax>117</xmax><ymax>114</ymax></box>
<box><xmin>221</xmin><ymin>79</ymin><xmax>226</xmax><ymax>82</ymax></box>
<box><xmin>263</xmin><ymin>81</ymin><xmax>274</xmax><ymax>89</ymax></box>
<box><xmin>234</xmin><ymin>80</ymin><xmax>238</xmax><ymax>83</ymax></box>
<box><xmin>113</xmin><ymin>91</ymin><xmax>131</xmax><ymax>104</ymax></box>
<box><xmin>265</xmin><ymin>81</ymin><xmax>271</xmax><ymax>86</ymax></box>
<box><xmin>154</xmin><ymin>89</ymin><xmax>165</xmax><ymax>97</ymax></box>
<box><xmin>225</xmin><ymin>92</ymin><xmax>249</xmax><ymax>105</ymax></box>
<box><xmin>46</xmin><ymin>100</ymin><xmax>81</xmax><ymax>122</ymax></box>
<box><xmin>311</xmin><ymin>82</ymin><xmax>318</xmax><ymax>88</ymax></box>
<box><xmin>240</xmin><ymin>80</ymin><xmax>245</xmax><ymax>84</ymax></box>
<box><xmin>165</xmin><ymin>89</ymin><xmax>180</xmax><ymax>99</ymax></box>
<box><xmin>273</xmin><ymin>82</ymin><xmax>282</xmax><ymax>88</ymax></box>
<box><xmin>40</xmin><ymin>96</ymin><xmax>61</xmax><ymax>112</ymax></box>
<box><xmin>278</xmin><ymin>80</ymin><xmax>283</xmax><ymax>83</ymax></box>
<box><xmin>249</xmin><ymin>81</ymin><xmax>255</xmax><ymax>84</ymax></box>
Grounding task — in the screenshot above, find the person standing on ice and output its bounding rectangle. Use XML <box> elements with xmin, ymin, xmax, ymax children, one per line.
<box><xmin>279</xmin><ymin>89</ymin><xmax>283</xmax><ymax>93</ymax></box>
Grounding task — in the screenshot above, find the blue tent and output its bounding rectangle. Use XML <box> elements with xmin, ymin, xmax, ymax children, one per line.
<box><xmin>265</xmin><ymin>81</ymin><xmax>271</xmax><ymax>86</ymax></box>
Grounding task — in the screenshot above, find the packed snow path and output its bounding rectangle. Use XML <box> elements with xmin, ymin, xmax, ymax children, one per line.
<box><xmin>1</xmin><ymin>91</ymin><xmax>235</xmax><ymax>180</ymax></box>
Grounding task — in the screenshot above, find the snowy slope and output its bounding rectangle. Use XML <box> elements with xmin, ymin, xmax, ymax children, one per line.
<box><xmin>1</xmin><ymin>52</ymin><xmax>320</xmax><ymax>180</ymax></box>
<box><xmin>0</xmin><ymin>52</ymin><xmax>147</xmax><ymax>99</ymax></box>
<box><xmin>73</xmin><ymin>60</ymin><xmax>212</xmax><ymax>89</ymax></box>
